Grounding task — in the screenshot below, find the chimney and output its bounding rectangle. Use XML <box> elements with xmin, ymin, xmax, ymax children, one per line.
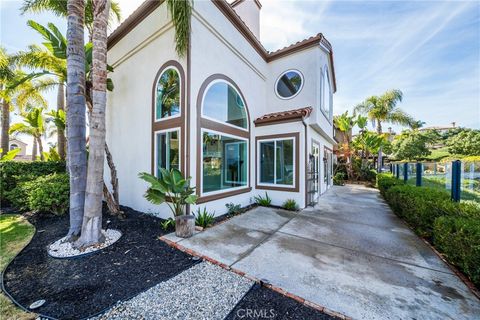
<box><xmin>451</xmin><ymin>122</ymin><xmax>456</xmax><ymax>128</ymax></box>
<box><xmin>231</xmin><ymin>0</ymin><xmax>261</xmax><ymax>40</ymax></box>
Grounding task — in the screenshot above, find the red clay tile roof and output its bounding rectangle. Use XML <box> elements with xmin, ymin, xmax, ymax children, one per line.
<box><xmin>254</xmin><ymin>107</ymin><xmax>313</xmax><ymax>125</ymax></box>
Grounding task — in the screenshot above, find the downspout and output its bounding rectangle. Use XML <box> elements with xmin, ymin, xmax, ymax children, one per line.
<box><xmin>302</xmin><ymin>118</ymin><xmax>308</xmax><ymax>208</ymax></box>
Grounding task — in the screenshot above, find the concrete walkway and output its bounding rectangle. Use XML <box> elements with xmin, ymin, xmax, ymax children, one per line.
<box><xmin>164</xmin><ymin>185</ymin><xmax>480</xmax><ymax>319</ymax></box>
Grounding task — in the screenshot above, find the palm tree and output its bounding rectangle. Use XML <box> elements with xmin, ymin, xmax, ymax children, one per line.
<box><xmin>1</xmin><ymin>49</ymin><xmax>47</xmax><ymax>157</ymax></box>
<box><xmin>76</xmin><ymin>0</ymin><xmax>110</xmax><ymax>247</ymax></box>
<box><xmin>21</xmin><ymin>0</ymin><xmax>121</xmax><ymax>42</ymax></box>
<box><xmin>409</xmin><ymin>120</ymin><xmax>426</xmax><ymax>130</ymax></box>
<box><xmin>166</xmin><ymin>0</ymin><xmax>192</xmax><ymax>57</ymax></box>
<box><xmin>334</xmin><ymin>111</ymin><xmax>356</xmax><ymax>180</ymax></box>
<box><xmin>9</xmin><ymin>107</ymin><xmax>46</xmax><ymax>161</ymax></box>
<box><xmin>354</xmin><ymin>89</ymin><xmax>414</xmax><ymax>170</ymax></box>
<box><xmin>65</xmin><ymin>0</ymin><xmax>88</xmax><ymax>239</ymax></box>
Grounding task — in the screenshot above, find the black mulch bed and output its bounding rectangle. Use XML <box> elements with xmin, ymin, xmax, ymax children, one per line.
<box><xmin>225</xmin><ymin>284</ymin><xmax>336</xmax><ymax>320</ymax></box>
<box><xmin>2</xmin><ymin>206</ymin><xmax>199</xmax><ymax>320</ymax></box>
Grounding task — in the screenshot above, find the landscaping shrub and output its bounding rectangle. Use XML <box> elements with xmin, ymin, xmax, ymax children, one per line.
<box><xmin>194</xmin><ymin>207</ymin><xmax>215</xmax><ymax>228</ymax></box>
<box><xmin>26</xmin><ymin>173</ymin><xmax>69</xmax><ymax>215</ymax></box>
<box><xmin>0</xmin><ymin>161</ymin><xmax>66</xmax><ymax>203</ymax></box>
<box><xmin>376</xmin><ymin>173</ymin><xmax>403</xmax><ymax>196</ymax></box>
<box><xmin>6</xmin><ymin>173</ymin><xmax>69</xmax><ymax>215</ymax></box>
<box><xmin>225</xmin><ymin>203</ymin><xmax>242</xmax><ymax>215</ymax></box>
<box><xmin>333</xmin><ymin>172</ymin><xmax>346</xmax><ymax>186</ymax></box>
<box><xmin>282</xmin><ymin>199</ymin><xmax>298</xmax><ymax>211</ymax></box>
<box><xmin>434</xmin><ymin>216</ymin><xmax>480</xmax><ymax>287</ymax></box>
<box><xmin>254</xmin><ymin>192</ymin><xmax>272</xmax><ymax>206</ymax></box>
<box><xmin>385</xmin><ymin>185</ymin><xmax>455</xmax><ymax>238</ymax></box>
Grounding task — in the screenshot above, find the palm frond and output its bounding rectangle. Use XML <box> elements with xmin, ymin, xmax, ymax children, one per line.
<box><xmin>166</xmin><ymin>0</ymin><xmax>193</xmax><ymax>57</ymax></box>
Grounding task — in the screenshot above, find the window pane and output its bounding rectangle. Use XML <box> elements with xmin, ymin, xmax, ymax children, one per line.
<box><xmin>276</xmin><ymin>140</ymin><xmax>294</xmax><ymax>185</ymax></box>
<box><xmin>276</xmin><ymin>71</ymin><xmax>302</xmax><ymax>98</ymax></box>
<box><xmin>203</xmin><ymin>132</ymin><xmax>247</xmax><ymax>193</ymax></box>
<box><xmin>260</xmin><ymin>141</ymin><xmax>275</xmax><ymax>183</ymax></box>
<box><xmin>322</xmin><ymin>69</ymin><xmax>331</xmax><ymax>117</ymax></box>
<box><xmin>156</xmin><ymin>130</ymin><xmax>180</xmax><ymax>176</ymax></box>
<box><xmin>156</xmin><ymin>68</ymin><xmax>180</xmax><ymax>119</ymax></box>
<box><xmin>203</xmin><ymin>82</ymin><xmax>248</xmax><ymax>129</ymax></box>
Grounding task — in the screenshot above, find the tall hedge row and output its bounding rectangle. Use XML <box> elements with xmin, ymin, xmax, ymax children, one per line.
<box><xmin>377</xmin><ymin>173</ymin><xmax>480</xmax><ymax>288</ymax></box>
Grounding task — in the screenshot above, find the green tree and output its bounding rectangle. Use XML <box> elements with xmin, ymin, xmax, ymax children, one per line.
<box><xmin>391</xmin><ymin>130</ymin><xmax>432</xmax><ymax>161</ymax></box>
<box><xmin>334</xmin><ymin>111</ymin><xmax>356</xmax><ymax>180</ymax></box>
<box><xmin>446</xmin><ymin>129</ymin><xmax>480</xmax><ymax>156</ymax></box>
<box><xmin>354</xmin><ymin>89</ymin><xmax>415</xmax><ymax>169</ymax></box>
<box><xmin>9</xmin><ymin>107</ymin><xmax>47</xmax><ymax>161</ymax></box>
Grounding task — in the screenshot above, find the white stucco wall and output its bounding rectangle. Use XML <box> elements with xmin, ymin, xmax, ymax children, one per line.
<box><xmin>231</xmin><ymin>0</ymin><xmax>261</xmax><ymax>40</ymax></box>
<box><xmin>106</xmin><ymin>4</ymin><xmax>186</xmax><ymax>216</ymax></box>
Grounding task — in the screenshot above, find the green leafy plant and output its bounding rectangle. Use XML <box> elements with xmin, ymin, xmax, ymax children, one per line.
<box><xmin>139</xmin><ymin>168</ymin><xmax>198</xmax><ymax>217</ymax></box>
<box><xmin>27</xmin><ymin>173</ymin><xmax>69</xmax><ymax>215</ymax></box>
<box><xmin>376</xmin><ymin>173</ymin><xmax>404</xmax><ymax>196</ymax></box>
<box><xmin>225</xmin><ymin>203</ymin><xmax>242</xmax><ymax>215</ymax></box>
<box><xmin>282</xmin><ymin>199</ymin><xmax>298</xmax><ymax>211</ymax></box>
<box><xmin>161</xmin><ymin>218</ymin><xmax>175</xmax><ymax>231</ymax></box>
<box><xmin>194</xmin><ymin>207</ymin><xmax>215</xmax><ymax>228</ymax></box>
<box><xmin>333</xmin><ymin>172</ymin><xmax>346</xmax><ymax>185</ymax></box>
<box><xmin>0</xmin><ymin>148</ymin><xmax>20</xmax><ymax>161</ymax></box>
<box><xmin>254</xmin><ymin>192</ymin><xmax>272</xmax><ymax>206</ymax></box>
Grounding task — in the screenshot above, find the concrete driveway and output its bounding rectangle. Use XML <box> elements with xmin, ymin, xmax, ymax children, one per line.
<box><xmin>164</xmin><ymin>185</ymin><xmax>480</xmax><ymax>319</ymax></box>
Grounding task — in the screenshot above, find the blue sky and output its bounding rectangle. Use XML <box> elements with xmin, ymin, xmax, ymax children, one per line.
<box><xmin>1</xmin><ymin>0</ymin><xmax>479</xmax><ymax>142</ymax></box>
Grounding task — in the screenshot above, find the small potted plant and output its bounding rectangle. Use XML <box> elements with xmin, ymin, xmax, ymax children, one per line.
<box><xmin>139</xmin><ymin>169</ymin><xmax>198</xmax><ymax>238</ymax></box>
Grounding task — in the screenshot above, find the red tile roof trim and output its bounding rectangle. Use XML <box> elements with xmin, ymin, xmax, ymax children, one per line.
<box><xmin>254</xmin><ymin>107</ymin><xmax>313</xmax><ymax>125</ymax></box>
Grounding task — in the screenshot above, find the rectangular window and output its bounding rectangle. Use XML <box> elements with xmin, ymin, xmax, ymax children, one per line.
<box><xmin>202</xmin><ymin>131</ymin><xmax>248</xmax><ymax>194</ymax></box>
<box><xmin>155</xmin><ymin>129</ymin><xmax>180</xmax><ymax>177</ymax></box>
<box><xmin>258</xmin><ymin>138</ymin><xmax>295</xmax><ymax>187</ymax></box>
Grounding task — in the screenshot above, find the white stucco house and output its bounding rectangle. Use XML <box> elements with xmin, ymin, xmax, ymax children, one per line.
<box><xmin>106</xmin><ymin>0</ymin><xmax>337</xmax><ymax>217</ymax></box>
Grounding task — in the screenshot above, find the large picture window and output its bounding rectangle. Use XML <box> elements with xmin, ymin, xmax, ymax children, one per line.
<box><xmin>155</xmin><ymin>129</ymin><xmax>180</xmax><ymax>176</ymax></box>
<box><xmin>155</xmin><ymin>67</ymin><xmax>180</xmax><ymax>121</ymax></box>
<box><xmin>202</xmin><ymin>131</ymin><xmax>247</xmax><ymax>193</ymax></box>
<box><xmin>197</xmin><ymin>75</ymin><xmax>250</xmax><ymax>201</ymax></box>
<box><xmin>259</xmin><ymin>138</ymin><xmax>295</xmax><ymax>186</ymax></box>
<box><xmin>202</xmin><ymin>81</ymin><xmax>248</xmax><ymax>129</ymax></box>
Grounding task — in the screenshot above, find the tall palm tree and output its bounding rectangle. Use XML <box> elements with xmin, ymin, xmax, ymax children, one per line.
<box><xmin>10</xmin><ymin>107</ymin><xmax>46</xmax><ymax>161</ymax></box>
<box><xmin>1</xmin><ymin>49</ymin><xmax>47</xmax><ymax>157</ymax></box>
<box><xmin>76</xmin><ymin>0</ymin><xmax>110</xmax><ymax>247</ymax></box>
<box><xmin>354</xmin><ymin>89</ymin><xmax>414</xmax><ymax>170</ymax></box>
<box><xmin>21</xmin><ymin>0</ymin><xmax>121</xmax><ymax>42</ymax></box>
<box><xmin>65</xmin><ymin>0</ymin><xmax>88</xmax><ymax>239</ymax></box>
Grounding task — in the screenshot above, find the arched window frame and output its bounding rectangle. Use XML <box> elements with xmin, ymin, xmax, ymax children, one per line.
<box><xmin>9</xmin><ymin>143</ymin><xmax>18</xmax><ymax>151</ymax></box>
<box><xmin>200</xmin><ymin>79</ymin><xmax>249</xmax><ymax>132</ymax></box>
<box><xmin>274</xmin><ymin>69</ymin><xmax>304</xmax><ymax>100</ymax></box>
<box><xmin>154</xmin><ymin>65</ymin><xmax>182</xmax><ymax>122</ymax></box>
<box><xmin>321</xmin><ymin>65</ymin><xmax>332</xmax><ymax>122</ymax></box>
<box><xmin>196</xmin><ymin>74</ymin><xmax>251</xmax><ymax>203</ymax></box>
<box><xmin>151</xmin><ymin>61</ymin><xmax>186</xmax><ymax>176</ymax></box>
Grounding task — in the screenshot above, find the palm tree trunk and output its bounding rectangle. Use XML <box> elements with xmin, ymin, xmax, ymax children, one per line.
<box><xmin>66</xmin><ymin>0</ymin><xmax>88</xmax><ymax>239</ymax></box>
<box><xmin>31</xmin><ymin>138</ymin><xmax>37</xmax><ymax>160</ymax></box>
<box><xmin>57</xmin><ymin>84</ymin><xmax>66</xmax><ymax>160</ymax></box>
<box><xmin>76</xmin><ymin>0</ymin><xmax>110</xmax><ymax>247</ymax></box>
<box><xmin>376</xmin><ymin>121</ymin><xmax>383</xmax><ymax>172</ymax></box>
<box><xmin>37</xmin><ymin>136</ymin><xmax>44</xmax><ymax>161</ymax></box>
<box><xmin>1</xmin><ymin>100</ymin><xmax>10</xmax><ymax>156</ymax></box>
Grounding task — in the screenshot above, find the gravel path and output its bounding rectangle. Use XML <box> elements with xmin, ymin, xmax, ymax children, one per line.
<box><xmin>94</xmin><ymin>262</ymin><xmax>253</xmax><ymax>320</ymax></box>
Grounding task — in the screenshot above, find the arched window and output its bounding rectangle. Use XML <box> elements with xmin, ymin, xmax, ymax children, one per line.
<box><xmin>321</xmin><ymin>67</ymin><xmax>332</xmax><ymax>120</ymax></box>
<box><xmin>9</xmin><ymin>143</ymin><xmax>18</xmax><ymax>151</ymax></box>
<box><xmin>152</xmin><ymin>61</ymin><xmax>185</xmax><ymax>177</ymax></box>
<box><xmin>197</xmin><ymin>75</ymin><xmax>250</xmax><ymax>200</ymax></box>
<box><xmin>155</xmin><ymin>67</ymin><xmax>180</xmax><ymax>121</ymax></box>
<box><xmin>202</xmin><ymin>80</ymin><xmax>248</xmax><ymax>129</ymax></box>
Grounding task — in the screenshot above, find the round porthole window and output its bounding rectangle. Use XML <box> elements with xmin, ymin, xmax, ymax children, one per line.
<box><xmin>275</xmin><ymin>70</ymin><xmax>303</xmax><ymax>99</ymax></box>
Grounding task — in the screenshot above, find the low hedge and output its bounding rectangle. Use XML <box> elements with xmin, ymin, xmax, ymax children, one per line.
<box><xmin>376</xmin><ymin>173</ymin><xmax>404</xmax><ymax>197</ymax></box>
<box><xmin>434</xmin><ymin>216</ymin><xmax>480</xmax><ymax>287</ymax></box>
<box><xmin>379</xmin><ymin>178</ymin><xmax>480</xmax><ymax>288</ymax></box>
<box><xmin>5</xmin><ymin>173</ymin><xmax>69</xmax><ymax>215</ymax></box>
<box><xmin>0</xmin><ymin>161</ymin><xmax>66</xmax><ymax>203</ymax></box>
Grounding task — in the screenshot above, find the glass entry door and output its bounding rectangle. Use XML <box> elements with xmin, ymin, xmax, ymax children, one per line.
<box><xmin>312</xmin><ymin>143</ymin><xmax>320</xmax><ymax>199</ymax></box>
